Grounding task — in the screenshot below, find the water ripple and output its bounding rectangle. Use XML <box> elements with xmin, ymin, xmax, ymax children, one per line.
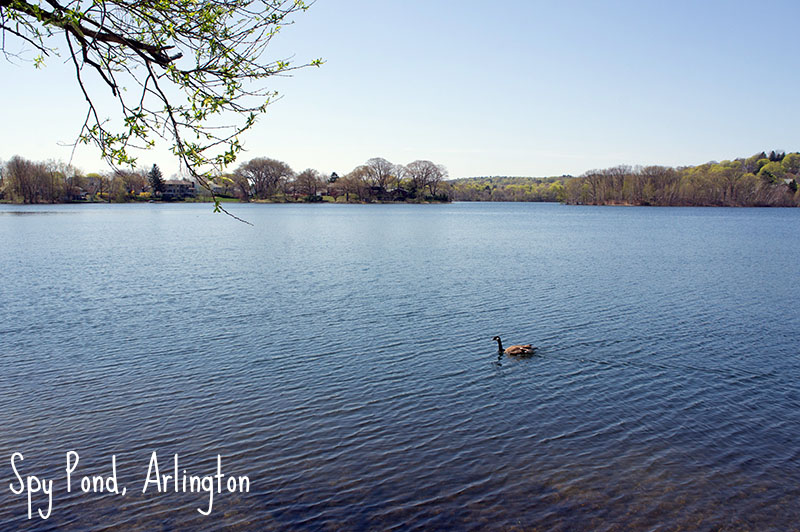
<box><xmin>2</xmin><ymin>203</ymin><xmax>800</xmax><ymax>530</ymax></box>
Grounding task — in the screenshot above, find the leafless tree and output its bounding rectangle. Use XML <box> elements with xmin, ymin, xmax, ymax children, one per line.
<box><xmin>228</xmin><ymin>173</ymin><xmax>252</xmax><ymax>201</ymax></box>
<box><xmin>405</xmin><ymin>160</ymin><xmax>447</xmax><ymax>196</ymax></box>
<box><xmin>4</xmin><ymin>156</ymin><xmax>39</xmax><ymax>203</ymax></box>
<box><xmin>428</xmin><ymin>164</ymin><xmax>447</xmax><ymax>196</ymax></box>
<box><xmin>295</xmin><ymin>168</ymin><xmax>323</xmax><ymax>198</ymax></box>
<box><xmin>406</xmin><ymin>160</ymin><xmax>433</xmax><ymax>194</ymax></box>
<box><xmin>343</xmin><ymin>165</ymin><xmax>370</xmax><ymax>201</ymax></box>
<box><xmin>364</xmin><ymin>157</ymin><xmax>394</xmax><ymax>190</ymax></box>
<box><xmin>581</xmin><ymin>169</ymin><xmax>603</xmax><ymax>204</ymax></box>
<box><xmin>235</xmin><ymin>157</ymin><xmax>294</xmax><ymax>200</ymax></box>
<box><xmin>392</xmin><ymin>163</ymin><xmax>407</xmax><ymax>191</ymax></box>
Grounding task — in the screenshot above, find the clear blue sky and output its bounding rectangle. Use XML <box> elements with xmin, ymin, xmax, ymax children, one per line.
<box><xmin>1</xmin><ymin>0</ymin><xmax>798</xmax><ymax>179</ymax></box>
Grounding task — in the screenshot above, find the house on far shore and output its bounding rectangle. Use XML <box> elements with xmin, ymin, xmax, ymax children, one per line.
<box><xmin>162</xmin><ymin>179</ymin><xmax>196</xmax><ymax>200</ymax></box>
<box><xmin>68</xmin><ymin>188</ymin><xmax>88</xmax><ymax>202</ymax></box>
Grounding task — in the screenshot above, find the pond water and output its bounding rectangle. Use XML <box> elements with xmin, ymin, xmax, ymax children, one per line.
<box><xmin>1</xmin><ymin>202</ymin><xmax>799</xmax><ymax>530</ymax></box>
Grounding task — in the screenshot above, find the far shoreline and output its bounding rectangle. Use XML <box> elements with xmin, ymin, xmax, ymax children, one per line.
<box><xmin>2</xmin><ymin>199</ymin><xmax>798</xmax><ymax>209</ymax></box>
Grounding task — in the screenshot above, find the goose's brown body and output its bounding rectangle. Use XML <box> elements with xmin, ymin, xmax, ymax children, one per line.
<box><xmin>493</xmin><ymin>336</ymin><xmax>536</xmax><ymax>355</ymax></box>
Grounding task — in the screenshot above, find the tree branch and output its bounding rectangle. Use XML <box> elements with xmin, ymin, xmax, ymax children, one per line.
<box><xmin>1</xmin><ymin>0</ymin><xmax>321</xmax><ymax>221</ymax></box>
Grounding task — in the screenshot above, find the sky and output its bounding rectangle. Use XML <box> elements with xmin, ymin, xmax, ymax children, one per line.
<box><xmin>1</xmin><ymin>0</ymin><xmax>799</xmax><ymax>179</ymax></box>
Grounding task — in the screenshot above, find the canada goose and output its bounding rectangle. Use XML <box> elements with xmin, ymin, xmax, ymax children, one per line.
<box><xmin>493</xmin><ymin>336</ymin><xmax>536</xmax><ymax>356</ymax></box>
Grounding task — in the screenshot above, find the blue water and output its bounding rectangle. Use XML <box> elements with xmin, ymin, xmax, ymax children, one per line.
<box><xmin>1</xmin><ymin>202</ymin><xmax>799</xmax><ymax>530</ymax></box>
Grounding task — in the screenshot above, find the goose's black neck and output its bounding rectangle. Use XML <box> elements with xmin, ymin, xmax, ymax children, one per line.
<box><xmin>494</xmin><ymin>337</ymin><xmax>503</xmax><ymax>352</ymax></box>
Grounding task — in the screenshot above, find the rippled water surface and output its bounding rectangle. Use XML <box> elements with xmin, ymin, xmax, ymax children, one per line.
<box><xmin>1</xmin><ymin>202</ymin><xmax>800</xmax><ymax>530</ymax></box>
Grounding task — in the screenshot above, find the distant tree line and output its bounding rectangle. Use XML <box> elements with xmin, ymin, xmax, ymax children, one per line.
<box><xmin>0</xmin><ymin>155</ymin><xmax>450</xmax><ymax>204</ymax></box>
<box><xmin>0</xmin><ymin>156</ymin><xmax>188</xmax><ymax>203</ymax></box>
<box><xmin>562</xmin><ymin>151</ymin><xmax>799</xmax><ymax>207</ymax></box>
<box><xmin>3</xmin><ymin>150</ymin><xmax>798</xmax><ymax>207</ymax></box>
<box><xmin>214</xmin><ymin>156</ymin><xmax>450</xmax><ymax>203</ymax></box>
<box><xmin>450</xmin><ymin>151</ymin><xmax>799</xmax><ymax>207</ymax></box>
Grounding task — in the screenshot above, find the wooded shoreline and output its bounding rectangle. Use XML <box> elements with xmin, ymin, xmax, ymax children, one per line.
<box><xmin>450</xmin><ymin>150</ymin><xmax>799</xmax><ymax>207</ymax></box>
<box><xmin>2</xmin><ymin>151</ymin><xmax>798</xmax><ymax>208</ymax></box>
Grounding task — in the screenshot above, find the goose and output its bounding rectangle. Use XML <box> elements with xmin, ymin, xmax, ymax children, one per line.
<box><xmin>493</xmin><ymin>336</ymin><xmax>536</xmax><ymax>356</ymax></box>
